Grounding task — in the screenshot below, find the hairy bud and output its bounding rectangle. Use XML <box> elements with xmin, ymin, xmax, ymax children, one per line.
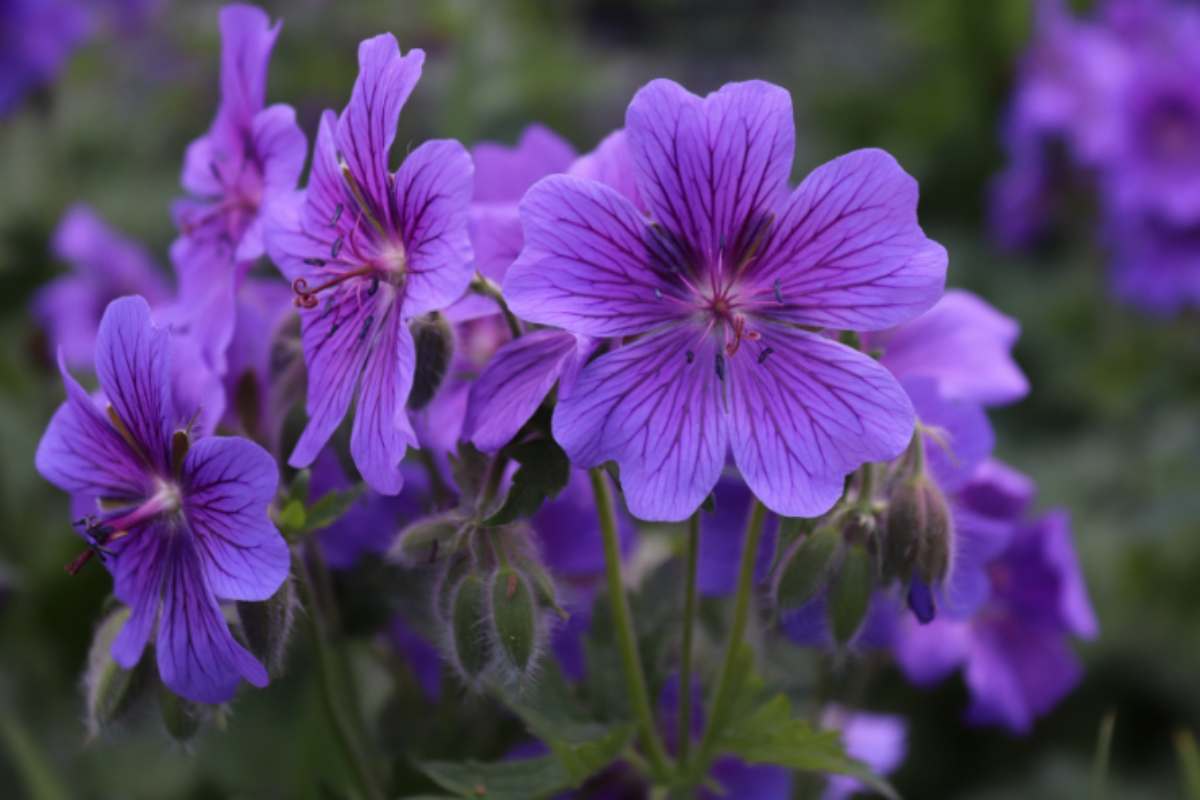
<box><xmin>448</xmin><ymin>574</ymin><xmax>491</xmax><ymax>686</ymax></box>
<box><xmin>237</xmin><ymin>577</ymin><xmax>298</xmax><ymax>675</ymax></box>
<box><xmin>158</xmin><ymin>683</ymin><xmax>204</xmax><ymax>742</ymax></box>
<box><xmin>391</xmin><ymin>512</ymin><xmax>465</xmax><ymax>566</ymax></box>
<box><xmin>828</xmin><ymin>542</ymin><xmax>873</xmax><ymax>645</ymax></box>
<box><xmin>488</xmin><ymin>567</ymin><xmax>542</xmax><ymax>680</ymax></box>
<box><xmin>883</xmin><ymin>476</ymin><xmax>952</xmax><ymax>585</ymax></box>
<box><xmin>408</xmin><ymin>312</ymin><xmax>454</xmax><ymax>410</ymax></box>
<box><xmin>83</xmin><ymin>606</ymin><xmax>151</xmax><ymax>737</ymax></box>
<box><xmin>773</xmin><ymin>525</ymin><xmax>840</xmax><ymax>613</ymax></box>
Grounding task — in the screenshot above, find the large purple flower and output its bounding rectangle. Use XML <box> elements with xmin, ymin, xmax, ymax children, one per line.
<box><xmin>35</xmin><ymin>296</ymin><xmax>289</xmax><ymax>703</ymax></box>
<box><xmin>504</xmin><ymin>79</ymin><xmax>946</xmax><ymax>521</ymax></box>
<box><xmin>266</xmin><ymin>34</ymin><xmax>474</xmax><ymax>494</ymax></box>
<box><xmin>32</xmin><ymin>204</ymin><xmax>171</xmax><ymax>369</ymax></box>
<box><xmin>172</xmin><ymin>4</ymin><xmax>305</xmax><ymax>376</ymax></box>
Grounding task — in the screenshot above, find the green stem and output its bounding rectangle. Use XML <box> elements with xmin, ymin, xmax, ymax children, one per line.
<box><xmin>295</xmin><ymin>551</ymin><xmax>387</xmax><ymax>800</ymax></box>
<box><xmin>470</xmin><ymin>274</ymin><xmax>523</xmax><ymax>339</ymax></box>
<box><xmin>677</xmin><ymin>511</ymin><xmax>701</xmax><ymax>768</ymax></box>
<box><xmin>588</xmin><ymin>468</ymin><xmax>672</xmax><ymax>778</ymax></box>
<box><xmin>695</xmin><ymin>499</ymin><xmax>767</xmax><ymax>772</ymax></box>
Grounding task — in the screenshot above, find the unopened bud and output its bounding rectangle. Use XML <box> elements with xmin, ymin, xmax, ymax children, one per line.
<box><xmin>391</xmin><ymin>512</ymin><xmax>465</xmax><ymax>566</ymax></box>
<box><xmin>883</xmin><ymin>477</ymin><xmax>952</xmax><ymax>586</ymax></box>
<box><xmin>83</xmin><ymin>606</ymin><xmax>151</xmax><ymax>737</ymax></box>
<box><xmin>448</xmin><ymin>574</ymin><xmax>491</xmax><ymax>685</ymax></box>
<box><xmin>237</xmin><ymin>577</ymin><xmax>297</xmax><ymax>674</ymax></box>
<box><xmin>158</xmin><ymin>683</ymin><xmax>204</xmax><ymax>742</ymax></box>
<box><xmin>488</xmin><ymin>567</ymin><xmax>541</xmax><ymax>678</ymax></box>
<box><xmin>773</xmin><ymin>525</ymin><xmax>840</xmax><ymax>613</ymax></box>
<box><xmin>408</xmin><ymin>312</ymin><xmax>454</xmax><ymax>410</ymax></box>
<box><xmin>828</xmin><ymin>543</ymin><xmax>873</xmax><ymax>646</ymax></box>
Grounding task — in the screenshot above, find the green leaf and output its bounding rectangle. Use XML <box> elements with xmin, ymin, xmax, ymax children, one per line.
<box><xmin>304</xmin><ymin>485</ymin><xmax>364</xmax><ymax>532</ymax></box>
<box><xmin>1176</xmin><ymin>729</ymin><xmax>1200</xmax><ymax>800</ymax></box>
<box><xmin>828</xmin><ymin>543</ymin><xmax>873</xmax><ymax>645</ymax></box>
<box><xmin>449</xmin><ymin>442</ymin><xmax>490</xmax><ymax>504</ymax></box>
<box><xmin>774</xmin><ymin>525</ymin><xmax>841</xmax><ymax>612</ymax></box>
<box><xmin>415</xmin><ymin>756</ymin><xmax>570</xmax><ymax>800</ymax></box>
<box><xmin>391</xmin><ymin>511</ymin><xmax>467</xmax><ymax>566</ymax></box>
<box><xmin>714</xmin><ymin>693</ymin><xmax>898</xmax><ymax>800</ymax></box>
<box><xmin>275</xmin><ymin>498</ymin><xmax>306</xmax><ymax>538</ymax></box>
<box><xmin>485</xmin><ymin>438</ymin><xmax>570</xmax><ymax>526</ymax></box>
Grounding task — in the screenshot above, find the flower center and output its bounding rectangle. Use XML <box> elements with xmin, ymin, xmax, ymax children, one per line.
<box><xmin>65</xmin><ymin>480</ymin><xmax>182</xmax><ymax>576</ymax></box>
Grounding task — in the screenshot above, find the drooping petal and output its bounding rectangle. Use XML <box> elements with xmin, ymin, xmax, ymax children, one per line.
<box><xmin>254</xmin><ymin>103</ymin><xmax>307</xmax><ymax>194</ymax></box>
<box><xmin>506</xmin><ymin>175</ymin><xmax>682</xmax><ymax>337</ymax></box>
<box><xmin>1040</xmin><ymin>510</ymin><xmax>1098</xmax><ymax>638</ymax></box>
<box><xmin>216</xmin><ymin>4</ymin><xmax>280</xmax><ymax>134</ymax></box>
<box><xmin>903</xmin><ymin>377</ymin><xmax>994</xmax><ymax>494</ymax></box>
<box><xmin>625</xmin><ymin>79</ymin><xmax>794</xmax><ymax>261</ymax></box>
<box><xmin>728</xmin><ymin>326</ymin><xmax>915</xmax><ymax>518</ymax></box>
<box><xmin>553</xmin><ymin>325</ymin><xmax>728</xmax><ymax>521</ymax></box>
<box><xmin>183</xmin><ymin>436</ymin><xmax>288</xmax><ymax>601</ymax></box>
<box><xmin>336</xmin><ymin>35</ymin><xmax>424</xmax><ymax>220</ymax></box>
<box><xmin>109</xmin><ymin>525</ymin><xmax>170</xmax><ymax>668</ymax></box>
<box><xmin>696</xmin><ymin>477</ymin><xmax>777</xmax><ymax>596</ymax></box>
<box><xmin>893</xmin><ymin>616</ymin><xmax>972</xmax><ymax>686</ymax></box>
<box><xmin>93</xmin><ymin>296</ymin><xmax>174</xmax><ymax>473</ymax></box>
<box><xmin>36</xmin><ymin>354</ymin><xmax>148</xmax><ymax>501</ymax></box>
<box><xmin>472</xmin><ymin>123</ymin><xmax>576</xmax><ymax>204</ymax></box>
<box><xmin>394</xmin><ymin>138</ymin><xmax>475</xmax><ymax>316</ymax></box>
<box><xmin>167</xmin><ymin>234</ymin><xmax>238</xmax><ymax>376</ymax></box>
<box><xmin>963</xmin><ymin>623</ymin><xmax>1082</xmax><ymax>734</ymax></box>
<box><xmin>350</xmin><ymin>313</ymin><xmax>418</xmax><ymax>495</ymax></box>
<box><xmin>877</xmin><ymin>289</ymin><xmax>1028</xmax><ymax>406</ymax></box>
<box><xmin>464</xmin><ymin>329</ymin><xmax>580</xmax><ymax>452</ymax></box>
<box><xmin>52</xmin><ymin>203</ymin><xmax>169</xmax><ymax>299</ymax></box>
<box><xmin>569</xmin><ymin>129</ymin><xmax>643</xmax><ymax>209</ymax></box>
<box><xmin>748</xmin><ymin>148</ymin><xmax>947</xmax><ymax>331</ymax></box>
<box><xmin>31</xmin><ymin>276</ymin><xmax>102</xmax><ymax>369</ymax></box>
<box><xmin>156</xmin><ymin>535</ymin><xmax>269</xmax><ymax>703</ymax></box>
<box><xmin>289</xmin><ymin>287</ymin><xmax>385</xmax><ymax>469</ymax></box>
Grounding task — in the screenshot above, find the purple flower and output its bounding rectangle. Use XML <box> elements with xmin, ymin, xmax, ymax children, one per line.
<box><xmin>0</xmin><ymin>0</ymin><xmax>90</xmax><ymax>116</ymax></box>
<box><xmin>1107</xmin><ymin>213</ymin><xmax>1200</xmax><ymax>313</ymax></box>
<box><xmin>35</xmin><ymin>296</ymin><xmax>289</xmax><ymax>703</ymax></box>
<box><xmin>220</xmin><ymin>277</ymin><xmax>295</xmax><ymax>443</ymax></box>
<box><xmin>172</xmin><ymin>4</ymin><xmax>305</xmax><ymax>376</ymax></box>
<box><xmin>32</xmin><ymin>204</ymin><xmax>171</xmax><ymax>369</ymax></box>
<box><xmin>266</xmin><ymin>34</ymin><xmax>474</xmax><ymax>495</ymax></box>
<box><xmin>894</xmin><ymin>502</ymin><xmax>1097</xmax><ymax>733</ymax></box>
<box><xmin>504</xmin><ymin>79</ymin><xmax>946</xmax><ymax>521</ymax></box>
<box><xmin>820</xmin><ymin>706</ymin><xmax>908</xmax><ymax>800</ymax></box>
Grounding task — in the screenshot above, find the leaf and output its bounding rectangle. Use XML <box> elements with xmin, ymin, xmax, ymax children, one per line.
<box><xmin>275</xmin><ymin>498</ymin><xmax>307</xmax><ymax>539</ymax></box>
<box><xmin>415</xmin><ymin>756</ymin><xmax>570</xmax><ymax>800</ymax></box>
<box><xmin>774</xmin><ymin>525</ymin><xmax>841</xmax><ymax>612</ymax></box>
<box><xmin>304</xmin><ymin>485</ymin><xmax>364</xmax><ymax>532</ymax></box>
<box><xmin>485</xmin><ymin>438</ymin><xmax>570</xmax><ymax>526</ymax></box>
<box><xmin>828</xmin><ymin>543</ymin><xmax>872</xmax><ymax>645</ymax></box>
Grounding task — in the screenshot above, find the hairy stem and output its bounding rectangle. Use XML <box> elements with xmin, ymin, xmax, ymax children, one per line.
<box><xmin>469</xmin><ymin>274</ymin><xmax>523</xmax><ymax>339</ymax></box>
<box><xmin>677</xmin><ymin>511</ymin><xmax>701</xmax><ymax>768</ymax></box>
<box><xmin>695</xmin><ymin>499</ymin><xmax>767</xmax><ymax>772</ymax></box>
<box><xmin>588</xmin><ymin>468</ymin><xmax>672</xmax><ymax>778</ymax></box>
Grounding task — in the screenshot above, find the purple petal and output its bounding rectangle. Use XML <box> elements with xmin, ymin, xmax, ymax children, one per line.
<box><xmin>52</xmin><ymin>203</ymin><xmax>170</xmax><ymax>297</ymax></box>
<box><xmin>705</xmin><ymin>759</ymin><xmax>791</xmax><ymax>800</ymax></box>
<box><xmin>625</xmin><ymin>79</ymin><xmax>794</xmax><ymax>260</ymax></box>
<box><xmin>472</xmin><ymin>123</ymin><xmax>575</xmax><ymax>204</ymax></box>
<box><xmin>156</xmin><ymin>535</ymin><xmax>269</xmax><ymax>703</ymax></box>
<box><xmin>167</xmin><ymin>234</ymin><xmax>238</xmax><ymax>376</ymax></box>
<box><xmin>552</xmin><ymin>325</ymin><xmax>728</xmax><ymax>521</ymax></box>
<box><xmin>696</xmin><ymin>477</ymin><xmax>778</xmax><ymax>597</ymax></box>
<box><xmin>254</xmin><ymin>103</ymin><xmax>306</xmax><ymax>194</ymax></box>
<box><xmin>821</xmin><ymin>708</ymin><xmax>908</xmax><ymax>800</ymax></box>
<box><xmin>464</xmin><ymin>329</ymin><xmax>580</xmax><ymax>452</ymax></box>
<box><xmin>336</xmin><ymin>35</ymin><xmax>424</xmax><ymax>220</ymax></box>
<box><xmin>36</xmin><ymin>354</ymin><xmax>148</xmax><ymax>501</ymax></box>
<box><xmin>1037</xmin><ymin>510</ymin><xmax>1099</xmax><ymax>639</ymax></box>
<box><xmin>957</xmin><ymin>459</ymin><xmax>1036</xmax><ymax>521</ymax></box>
<box><xmin>350</xmin><ymin>315</ymin><xmax>417</xmax><ymax>495</ymax></box>
<box><xmin>893</xmin><ymin>616</ymin><xmax>972</xmax><ymax>686</ymax></box>
<box><xmin>216</xmin><ymin>4</ymin><xmax>279</xmax><ymax>136</ymax></box>
<box><xmin>533</xmin><ymin>468</ymin><xmax>634</xmax><ymax>578</ymax></box>
<box><xmin>904</xmin><ymin>377</ymin><xmax>994</xmax><ymax>494</ymax></box>
<box><xmin>877</xmin><ymin>290</ymin><xmax>1028</xmax><ymax>406</ymax></box>
<box><xmin>728</xmin><ymin>326</ymin><xmax>915</xmax><ymax>518</ymax></box>
<box><xmin>569</xmin><ymin>129</ymin><xmax>643</xmax><ymax>209</ymax></box>
<box><xmin>289</xmin><ymin>111</ymin><xmax>347</xmax><ymax>264</ymax></box>
<box><xmin>94</xmin><ymin>296</ymin><xmax>174</xmax><ymax>473</ymax></box>
<box><xmin>394</xmin><ymin>138</ymin><xmax>475</xmax><ymax>316</ymax></box>
<box><xmin>748</xmin><ymin>148</ymin><xmax>947</xmax><ymax>331</ymax></box>
<box><xmin>109</xmin><ymin>526</ymin><xmax>171</xmax><ymax>667</ymax></box>
<box><xmin>963</xmin><ymin>623</ymin><xmax>1082</xmax><ymax>734</ymax></box>
<box><xmin>183</xmin><ymin>437</ymin><xmax>288</xmax><ymax>601</ymax></box>
<box><xmin>505</xmin><ymin>175</ymin><xmax>682</xmax><ymax>337</ymax></box>
<box><xmin>468</xmin><ymin>202</ymin><xmax>523</xmax><ymax>284</ymax></box>
<box><xmin>388</xmin><ymin>617</ymin><xmax>442</xmax><ymax>700</ymax></box>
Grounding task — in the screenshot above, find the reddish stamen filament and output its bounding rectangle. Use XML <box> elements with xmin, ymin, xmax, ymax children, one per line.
<box><xmin>293</xmin><ymin>267</ymin><xmax>376</xmax><ymax>309</ymax></box>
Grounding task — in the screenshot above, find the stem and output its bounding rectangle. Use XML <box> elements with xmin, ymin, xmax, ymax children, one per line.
<box><xmin>295</xmin><ymin>550</ymin><xmax>387</xmax><ymax>800</ymax></box>
<box><xmin>470</xmin><ymin>274</ymin><xmax>523</xmax><ymax>339</ymax></box>
<box><xmin>695</xmin><ymin>499</ymin><xmax>767</xmax><ymax>772</ymax></box>
<box><xmin>588</xmin><ymin>468</ymin><xmax>672</xmax><ymax>778</ymax></box>
<box><xmin>677</xmin><ymin>512</ymin><xmax>701</xmax><ymax>767</ymax></box>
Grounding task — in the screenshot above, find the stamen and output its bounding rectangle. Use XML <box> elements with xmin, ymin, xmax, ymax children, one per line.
<box><xmin>292</xmin><ymin>267</ymin><xmax>376</xmax><ymax>309</ymax></box>
<box><xmin>686</xmin><ymin>350</ymin><xmax>695</xmax><ymax>364</ymax></box>
<box><xmin>358</xmin><ymin>314</ymin><xmax>374</xmax><ymax>342</ymax></box>
<box><xmin>367</xmin><ymin>275</ymin><xmax>380</xmax><ymax>296</ymax></box>
<box><xmin>209</xmin><ymin>161</ymin><xmax>223</xmax><ymax>184</ymax></box>
<box><xmin>304</xmin><ymin>257</ymin><xmax>326</xmax><ymax>267</ymax></box>
<box><xmin>773</xmin><ymin>278</ymin><xmax>784</xmax><ymax>304</ymax></box>
<box><xmin>757</xmin><ymin>346</ymin><xmax>775</xmax><ymax>365</ymax></box>
<box><xmin>330</xmin><ymin>203</ymin><xmax>344</xmax><ymax>227</ymax></box>
<box><xmin>715</xmin><ymin>353</ymin><xmax>726</xmax><ymax>381</ymax></box>
<box><xmin>331</xmin><ymin>235</ymin><xmax>344</xmax><ymax>259</ymax></box>
<box><xmin>654</xmin><ymin>288</ymin><xmax>663</xmax><ymax>300</ymax></box>
<box><xmin>338</xmin><ymin>156</ymin><xmax>389</xmax><ymax>240</ymax></box>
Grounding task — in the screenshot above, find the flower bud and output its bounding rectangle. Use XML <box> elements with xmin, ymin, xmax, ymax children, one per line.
<box><xmin>237</xmin><ymin>577</ymin><xmax>297</xmax><ymax>674</ymax></box>
<box><xmin>408</xmin><ymin>312</ymin><xmax>454</xmax><ymax>410</ymax></box>
<box><xmin>883</xmin><ymin>476</ymin><xmax>952</xmax><ymax>586</ymax></box>
<box><xmin>83</xmin><ymin>606</ymin><xmax>151</xmax><ymax>737</ymax></box>
<box><xmin>828</xmin><ymin>543</ymin><xmax>873</xmax><ymax>645</ymax></box>
<box><xmin>448</xmin><ymin>573</ymin><xmax>491</xmax><ymax>686</ymax></box>
<box><xmin>158</xmin><ymin>682</ymin><xmax>204</xmax><ymax>742</ymax></box>
<box><xmin>391</xmin><ymin>512</ymin><xmax>465</xmax><ymax>566</ymax></box>
<box><xmin>773</xmin><ymin>525</ymin><xmax>840</xmax><ymax>613</ymax></box>
<box><xmin>488</xmin><ymin>567</ymin><xmax>542</xmax><ymax>679</ymax></box>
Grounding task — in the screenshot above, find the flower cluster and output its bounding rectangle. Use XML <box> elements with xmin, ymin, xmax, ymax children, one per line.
<box><xmin>29</xmin><ymin>3</ymin><xmax>1096</xmax><ymax>796</ymax></box>
<box><xmin>993</xmin><ymin>0</ymin><xmax>1200</xmax><ymax>314</ymax></box>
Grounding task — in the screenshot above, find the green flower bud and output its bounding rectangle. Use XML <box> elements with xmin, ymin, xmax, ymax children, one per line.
<box><xmin>773</xmin><ymin>525</ymin><xmax>840</xmax><ymax>613</ymax></box>
<box><xmin>448</xmin><ymin>574</ymin><xmax>491</xmax><ymax>686</ymax></box>
<box><xmin>408</xmin><ymin>312</ymin><xmax>454</xmax><ymax>410</ymax></box>
<box><xmin>237</xmin><ymin>577</ymin><xmax>297</xmax><ymax>675</ymax></box>
<box><xmin>83</xmin><ymin>606</ymin><xmax>152</xmax><ymax>737</ymax></box>
<box><xmin>488</xmin><ymin>567</ymin><xmax>541</xmax><ymax>678</ymax></box>
<box><xmin>158</xmin><ymin>683</ymin><xmax>204</xmax><ymax>742</ymax></box>
<box><xmin>828</xmin><ymin>543</ymin><xmax>873</xmax><ymax>645</ymax></box>
<box><xmin>391</xmin><ymin>512</ymin><xmax>466</xmax><ymax>566</ymax></box>
<box><xmin>883</xmin><ymin>476</ymin><xmax>952</xmax><ymax>586</ymax></box>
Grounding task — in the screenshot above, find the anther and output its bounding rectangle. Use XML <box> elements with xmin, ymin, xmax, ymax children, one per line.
<box><xmin>209</xmin><ymin>161</ymin><xmax>223</xmax><ymax>184</ymax></box>
<box><xmin>686</xmin><ymin>350</ymin><xmax>695</xmax><ymax>364</ymax></box>
<box><xmin>715</xmin><ymin>353</ymin><xmax>726</xmax><ymax>381</ymax></box>
<box><xmin>757</xmin><ymin>346</ymin><xmax>775</xmax><ymax>365</ymax></box>
<box><xmin>367</xmin><ymin>276</ymin><xmax>380</xmax><ymax>296</ymax></box>
<box><xmin>358</xmin><ymin>314</ymin><xmax>374</xmax><ymax>342</ymax></box>
<box><xmin>773</xmin><ymin>278</ymin><xmax>784</xmax><ymax>304</ymax></box>
<box><xmin>654</xmin><ymin>288</ymin><xmax>663</xmax><ymax>300</ymax></box>
<box><xmin>330</xmin><ymin>203</ymin><xmax>344</xmax><ymax>227</ymax></box>
<box><xmin>303</xmin><ymin>257</ymin><xmax>326</xmax><ymax>267</ymax></box>
<box><xmin>292</xmin><ymin>267</ymin><xmax>377</xmax><ymax>309</ymax></box>
<box><xmin>331</xmin><ymin>235</ymin><xmax>344</xmax><ymax>259</ymax></box>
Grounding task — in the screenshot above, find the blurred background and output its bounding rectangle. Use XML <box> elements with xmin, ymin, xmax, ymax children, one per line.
<box><xmin>2</xmin><ymin>1</ymin><xmax>1198</xmax><ymax>797</ymax></box>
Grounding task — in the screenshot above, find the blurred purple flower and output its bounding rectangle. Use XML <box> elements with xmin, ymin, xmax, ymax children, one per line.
<box><xmin>1107</xmin><ymin>213</ymin><xmax>1200</xmax><ymax>313</ymax></box>
<box><xmin>35</xmin><ymin>296</ymin><xmax>288</xmax><ymax>703</ymax></box>
<box><xmin>172</xmin><ymin>4</ymin><xmax>305</xmax><ymax>376</ymax></box>
<box><xmin>32</xmin><ymin>204</ymin><xmax>171</xmax><ymax>369</ymax></box>
<box><xmin>266</xmin><ymin>33</ymin><xmax>474</xmax><ymax>495</ymax></box>
<box><xmin>506</xmin><ymin>78</ymin><xmax>945</xmax><ymax>521</ymax></box>
<box><xmin>0</xmin><ymin>0</ymin><xmax>90</xmax><ymax>116</ymax></box>
<box><xmin>820</xmin><ymin>706</ymin><xmax>907</xmax><ymax>800</ymax></box>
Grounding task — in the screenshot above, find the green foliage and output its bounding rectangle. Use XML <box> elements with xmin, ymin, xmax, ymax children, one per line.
<box><xmin>828</xmin><ymin>543</ymin><xmax>873</xmax><ymax>645</ymax></box>
<box><xmin>275</xmin><ymin>469</ymin><xmax>363</xmax><ymax>541</ymax></box>
<box><xmin>485</xmin><ymin>438</ymin><xmax>570</xmax><ymax>526</ymax></box>
<box><xmin>774</xmin><ymin>525</ymin><xmax>840</xmax><ymax>612</ymax></box>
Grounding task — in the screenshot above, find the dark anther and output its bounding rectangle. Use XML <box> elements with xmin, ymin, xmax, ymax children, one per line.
<box><xmin>368</xmin><ymin>275</ymin><xmax>380</xmax><ymax>296</ymax></box>
<box><xmin>715</xmin><ymin>353</ymin><xmax>726</xmax><ymax>381</ymax></box>
<box><xmin>331</xmin><ymin>235</ymin><xmax>344</xmax><ymax>259</ymax></box>
<box><xmin>686</xmin><ymin>350</ymin><xmax>695</xmax><ymax>364</ymax></box>
<box><xmin>757</xmin><ymin>346</ymin><xmax>775</xmax><ymax>365</ymax></box>
<box><xmin>773</xmin><ymin>278</ymin><xmax>784</xmax><ymax>304</ymax></box>
<box><xmin>303</xmin><ymin>257</ymin><xmax>326</xmax><ymax>267</ymax></box>
<box><xmin>209</xmin><ymin>161</ymin><xmax>222</xmax><ymax>184</ymax></box>
<box><xmin>330</xmin><ymin>203</ymin><xmax>344</xmax><ymax>227</ymax></box>
<box><xmin>654</xmin><ymin>288</ymin><xmax>663</xmax><ymax>300</ymax></box>
<box><xmin>359</xmin><ymin>314</ymin><xmax>374</xmax><ymax>342</ymax></box>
